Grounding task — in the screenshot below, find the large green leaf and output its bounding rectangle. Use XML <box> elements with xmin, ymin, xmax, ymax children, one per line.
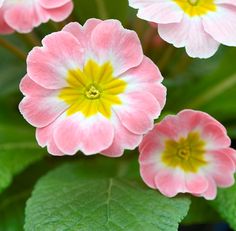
<box><xmin>210</xmin><ymin>177</ymin><xmax>236</xmax><ymax>230</ymax></box>
<box><xmin>25</xmin><ymin>161</ymin><xmax>190</xmax><ymax>231</ymax></box>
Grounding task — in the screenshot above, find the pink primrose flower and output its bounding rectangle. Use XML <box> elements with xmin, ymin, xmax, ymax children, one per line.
<box><xmin>129</xmin><ymin>0</ymin><xmax>236</xmax><ymax>58</ymax></box>
<box><xmin>19</xmin><ymin>19</ymin><xmax>166</xmax><ymax>157</ymax></box>
<box><xmin>0</xmin><ymin>0</ymin><xmax>73</xmax><ymax>34</ymax></box>
<box><xmin>139</xmin><ymin>109</ymin><xmax>236</xmax><ymax>200</ymax></box>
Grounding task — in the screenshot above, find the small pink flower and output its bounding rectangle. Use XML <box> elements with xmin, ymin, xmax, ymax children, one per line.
<box><xmin>0</xmin><ymin>0</ymin><xmax>73</xmax><ymax>34</ymax></box>
<box><xmin>139</xmin><ymin>109</ymin><xmax>236</xmax><ymax>200</ymax></box>
<box><xmin>128</xmin><ymin>0</ymin><xmax>236</xmax><ymax>58</ymax></box>
<box><xmin>19</xmin><ymin>19</ymin><xmax>166</xmax><ymax>157</ymax></box>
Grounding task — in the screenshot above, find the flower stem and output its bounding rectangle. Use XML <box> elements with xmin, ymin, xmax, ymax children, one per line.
<box><xmin>158</xmin><ymin>45</ymin><xmax>176</xmax><ymax>71</ymax></box>
<box><xmin>0</xmin><ymin>37</ymin><xmax>27</xmax><ymax>61</ymax></box>
<box><xmin>95</xmin><ymin>0</ymin><xmax>108</xmax><ymax>19</ymax></box>
<box><xmin>23</xmin><ymin>32</ymin><xmax>40</xmax><ymax>46</ymax></box>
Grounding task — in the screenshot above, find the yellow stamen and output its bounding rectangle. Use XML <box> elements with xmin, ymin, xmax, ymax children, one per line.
<box><xmin>59</xmin><ymin>60</ymin><xmax>127</xmax><ymax>118</ymax></box>
<box><xmin>162</xmin><ymin>132</ymin><xmax>207</xmax><ymax>172</ymax></box>
<box><xmin>173</xmin><ymin>0</ymin><xmax>217</xmax><ymax>17</ymax></box>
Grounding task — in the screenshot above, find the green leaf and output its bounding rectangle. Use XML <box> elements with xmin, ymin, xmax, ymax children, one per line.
<box><xmin>210</xmin><ymin>177</ymin><xmax>236</xmax><ymax>230</ymax></box>
<box><xmin>182</xmin><ymin>197</ymin><xmax>220</xmax><ymax>225</ymax></box>
<box><xmin>0</xmin><ymin>158</ymin><xmax>54</xmax><ymax>231</ymax></box>
<box><xmin>0</xmin><ymin>122</ymin><xmax>45</xmax><ymax>193</ymax></box>
<box><xmin>25</xmin><ymin>161</ymin><xmax>190</xmax><ymax>231</ymax></box>
<box><xmin>0</xmin><ymin>144</ymin><xmax>45</xmax><ymax>193</ymax></box>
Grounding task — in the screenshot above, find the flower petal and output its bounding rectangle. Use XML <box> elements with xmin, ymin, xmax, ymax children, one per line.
<box><xmin>63</xmin><ymin>19</ymin><xmax>102</xmax><ymax>50</ymax></box>
<box><xmin>101</xmin><ymin>115</ymin><xmax>142</xmax><ymax>157</ymax></box>
<box><xmin>46</xmin><ymin>2</ymin><xmax>73</xmax><ymax>22</ymax></box>
<box><xmin>54</xmin><ymin>113</ymin><xmax>114</xmax><ymax>155</ymax></box>
<box><xmin>136</xmin><ymin>1</ymin><xmax>183</xmax><ymax>24</ymax></box>
<box><xmin>115</xmin><ymin>92</ymin><xmax>160</xmax><ymax>134</ymax></box>
<box><xmin>27</xmin><ymin>31</ymin><xmax>84</xmax><ymax>89</ymax></box>
<box><xmin>154</xmin><ymin>169</ymin><xmax>186</xmax><ymax>197</ymax></box>
<box><xmin>203</xmin><ymin>5</ymin><xmax>236</xmax><ymax>46</ymax></box>
<box><xmin>121</xmin><ymin>57</ymin><xmax>166</xmax><ymax>109</ymax></box>
<box><xmin>39</xmin><ymin>0</ymin><xmax>71</xmax><ymax>9</ymax></box>
<box><xmin>90</xmin><ymin>19</ymin><xmax>143</xmax><ymax>76</ymax></box>
<box><xmin>159</xmin><ymin>16</ymin><xmax>219</xmax><ymax>58</ymax></box>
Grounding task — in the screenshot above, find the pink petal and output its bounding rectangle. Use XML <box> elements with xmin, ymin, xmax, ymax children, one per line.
<box><xmin>177</xmin><ymin>109</ymin><xmax>227</xmax><ymax>136</ymax></box>
<box><xmin>19</xmin><ymin>94</ymin><xmax>68</xmax><ymax>128</ymax></box>
<box><xmin>139</xmin><ymin>137</ymin><xmax>164</xmax><ymax>165</ymax></box>
<box><xmin>203</xmin><ymin>5</ymin><xmax>236</xmax><ymax>46</ymax></box>
<box><xmin>120</xmin><ymin>57</ymin><xmax>166</xmax><ymax>109</ymax></box>
<box><xmin>201</xmin><ymin>176</ymin><xmax>217</xmax><ymax>200</ymax></box>
<box><xmin>115</xmin><ymin>92</ymin><xmax>160</xmax><ymax>134</ymax></box>
<box><xmin>185</xmin><ymin>173</ymin><xmax>208</xmax><ymax>194</ymax></box>
<box><xmin>101</xmin><ymin>115</ymin><xmax>142</xmax><ymax>157</ymax></box>
<box><xmin>27</xmin><ymin>31</ymin><xmax>84</xmax><ymax>89</ymax></box>
<box><xmin>39</xmin><ymin>0</ymin><xmax>71</xmax><ymax>9</ymax></box>
<box><xmin>215</xmin><ymin>0</ymin><xmax>236</xmax><ymax>6</ymax></box>
<box><xmin>140</xmin><ymin>163</ymin><xmax>159</xmax><ymax>189</ymax></box>
<box><xmin>4</xmin><ymin>4</ymin><xmax>42</xmax><ymax>33</ymax></box>
<box><xmin>20</xmin><ymin>75</ymin><xmax>55</xmax><ymax>97</ymax></box>
<box><xmin>201</xmin><ymin>123</ymin><xmax>231</xmax><ymax>150</ymax></box>
<box><xmin>54</xmin><ymin>113</ymin><xmax>114</xmax><ymax>155</ymax></box>
<box><xmin>206</xmin><ymin>149</ymin><xmax>235</xmax><ymax>187</ymax></box>
<box><xmin>154</xmin><ymin>169</ymin><xmax>186</xmax><ymax>197</ymax></box>
<box><xmin>0</xmin><ymin>7</ymin><xmax>14</xmax><ymax>34</ymax></box>
<box><xmin>90</xmin><ymin>19</ymin><xmax>143</xmax><ymax>76</ymax></box>
<box><xmin>63</xmin><ymin>19</ymin><xmax>102</xmax><ymax>50</ymax></box>
<box><xmin>46</xmin><ymin>2</ymin><xmax>73</xmax><ymax>22</ymax></box>
<box><xmin>159</xmin><ymin>16</ymin><xmax>219</xmax><ymax>58</ymax></box>
<box><xmin>36</xmin><ymin>124</ymin><xmax>65</xmax><ymax>156</ymax></box>
<box><xmin>136</xmin><ymin>1</ymin><xmax>183</xmax><ymax>24</ymax></box>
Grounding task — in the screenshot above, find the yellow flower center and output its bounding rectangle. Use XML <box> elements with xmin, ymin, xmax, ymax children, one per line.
<box><xmin>173</xmin><ymin>0</ymin><xmax>217</xmax><ymax>16</ymax></box>
<box><xmin>59</xmin><ymin>60</ymin><xmax>127</xmax><ymax>118</ymax></box>
<box><xmin>85</xmin><ymin>85</ymin><xmax>101</xmax><ymax>99</ymax></box>
<box><xmin>162</xmin><ymin>132</ymin><xmax>207</xmax><ymax>172</ymax></box>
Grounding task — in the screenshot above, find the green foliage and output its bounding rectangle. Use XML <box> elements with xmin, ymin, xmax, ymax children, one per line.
<box><xmin>183</xmin><ymin>197</ymin><xmax>221</xmax><ymax>225</ymax></box>
<box><xmin>166</xmin><ymin>47</ymin><xmax>236</xmax><ymax>133</ymax></box>
<box><xmin>73</xmin><ymin>0</ymin><xmax>128</xmax><ymax>24</ymax></box>
<box><xmin>210</xmin><ymin>177</ymin><xmax>236</xmax><ymax>230</ymax></box>
<box><xmin>25</xmin><ymin>161</ymin><xmax>190</xmax><ymax>231</ymax></box>
<box><xmin>0</xmin><ymin>120</ymin><xmax>45</xmax><ymax>193</ymax></box>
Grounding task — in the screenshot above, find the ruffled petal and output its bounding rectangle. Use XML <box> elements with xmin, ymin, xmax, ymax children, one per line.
<box><xmin>46</xmin><ymin>2</ymin><xmax>73</xmax><ymax>22</ymax></box>
<box><xmin>159</xmin><ymin>16</ymin><xmax>219</xmax><ymax>58</ymax></box>
<box><xmin>90</xmin><ymin>20</ymin><xmax>143</xmax><ymax>76</ymax></box>
<box><xmin>27</xmin><ymin>31</ymin><xmax>84</xmax><ymax>89</ymax></box>
<box><xmin>120</xmin><ymin>57</ymin><xmax>166</xmax><ymax>109</ymax></box>
<box><xmin>54</xmin><ymin>113</ymin><xmax>114</xmax><ymax>155</ymax></box>
<box><xmin>115</xmin><ymin>92</ymin><xmax>160</xmax><ymax>134</ymax></box>
<box><xmin>203</xmin><ymin>5</ymin><xmax>236</xmax><ymax>46</ymax></box>
<box><xmin>136</xmin><ymin>1</ymin><xmax>183</xmax><ymax>24</ymax></box>
<box><xmin>63</xmin><ymin>19</ymin><xmax>102</xmax><ymax>50</ymax></box>
<box><xmin>39</xmin><ymin>0</ymin><xmax>71</xmax><ymax>9</ymax></box>
<box><xmin>154</xmin><ymin>169</ymin><xmax>186</xmax><ymax>197</ymax></box>
<box><xmin>101</xmin><ymin>115</ymin><xmax>142</xmax><ymax>157</ymax></box>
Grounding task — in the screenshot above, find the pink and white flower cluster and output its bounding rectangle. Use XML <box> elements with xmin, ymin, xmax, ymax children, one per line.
<box><xmin>129</xmin><ymin>0</ymin><xmax>236</xmax><ymax>58</ymax></box>
<box><xmin>0</xmin><ymin>0</ymin><xmax>73</xmax><ymax>34</ymax></box>
<box><xmin>16</xmin><ymin>3</ymin><xmax>236</xmax><ymax>200</ymax></box>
